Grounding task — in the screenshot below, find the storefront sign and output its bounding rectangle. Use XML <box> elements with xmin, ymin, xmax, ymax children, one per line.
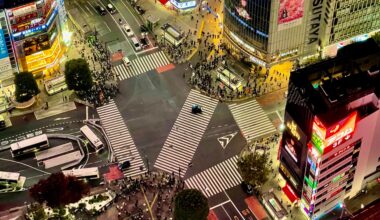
<box><xmin>287</xmin><ymin>121</ymin><xmax>301</xmax><ymax>140</ymax></box>
<box><xmin>308</xmin><ymin>0</ymin><xmax>324</xmax><ymax>44</ymax></box>
<box><xmin>170</xmin><ymin>0</ymin><xmax>196</xmax><ymax>9</ymax></box>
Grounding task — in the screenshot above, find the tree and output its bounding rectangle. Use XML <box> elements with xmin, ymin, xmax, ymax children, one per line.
<box><xmin>64</xmin><ymin>58</ymin><xmax>93</xmax><ymax>92</ymax></box>
<box><xmin>174</xmin><ymin>189</ymin><xmax>209</xmax><ymax>220</ymax></box>
<box><xmin>29</xmin><ymin>172</ymin><xmax>90</xmax><ymax>208</ymax></box>
<box><xmin>27</xmin><ymin>203</ymin><xmax>47</xmax><ymax>220</ymax></box>
<box><xmin>237</xmin><ymin>151</ymin><xmax>271</xmax><ymax>188</ymax></box>
<box><xmin>14</xmin><ymin>71</ymin><xmax>40</xmax><ymax>102</ymax></box>
<box><xmin>372</xmin><ymin>32</ymin><xmax>380</xmax><ymax>46</ymax></box>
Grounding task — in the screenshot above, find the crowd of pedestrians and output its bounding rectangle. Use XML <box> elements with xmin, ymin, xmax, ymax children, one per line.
<box><xmin>71</xmin><ymin>33</ymin><xmax>118</xmax><ymax>107</ymax></box>
<box><xmin>107</xmin><ymin>171</ymin><xmax>184</xmax><ymax>220</ymax></box>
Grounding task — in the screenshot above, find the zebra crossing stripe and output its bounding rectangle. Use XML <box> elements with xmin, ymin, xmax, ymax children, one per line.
<box><xmin>229</xmin><ymin>99</ymin><xmax>276</xmax><ymax>142</ymax></box>
<box><xmin>185</xmin><ymin>155</ymin><xmax>242</xmax><ymax>198</ymax></box>
<box><xmin>154</xmin><ymin>90</ymin><xmax>219</xmax><ymax>177</ymax></box>
<box><xmin>113</xmin><ymin>51</ymin><xmax>171</xmax><ymax>81</ymax></box>
<box><xmin>97</xmin><ymin>100</ymin><xmax>146</xmax><ymax>177</ymax></box>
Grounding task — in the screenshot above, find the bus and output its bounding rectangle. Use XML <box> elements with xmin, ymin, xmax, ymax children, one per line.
<box><xmin>80</xmin><ymin>125</ymin><xmax>104</xmax><ymax>152</ymax></box>
<box><xmin>62</xmin><ymin>167</ymin><xmax>100</xmax><ymax>180</ymax></box>
<box><xmin>0</xmin><ymin>171</ymin><xmax>20</xmax><ymax>184</ymax></box>
<box><xmin>216</xmin><ymin>67</ymin><xmax>244</xmax><ymax>92</ymax></box>
<box><xmin>10</xmin><ymin>134</ymin><xmax>49</xmax><ymax>158</ymax></box>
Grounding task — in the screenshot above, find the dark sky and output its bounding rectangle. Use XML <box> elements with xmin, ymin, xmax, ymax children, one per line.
<box><xmin>0</xmin><ymin>0</ymin><xmax>36</xmax><ymax>9</ymax></box>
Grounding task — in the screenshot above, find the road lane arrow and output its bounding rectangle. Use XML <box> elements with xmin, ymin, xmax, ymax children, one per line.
<box><xmin>217</xmin><ymin>132</ymin><xmax>238</xmax><ymax>149</ymax></box>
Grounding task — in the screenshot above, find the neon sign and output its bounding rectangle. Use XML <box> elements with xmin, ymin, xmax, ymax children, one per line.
<box><xmin>311</xmin><ymin>112</ymin><xmax>358</xmax><ymax>154</ymax></box>
<box><xmin>287</xmin><ymin>121</ymin><xmax>301</xmax><ymax>140</ymax></box>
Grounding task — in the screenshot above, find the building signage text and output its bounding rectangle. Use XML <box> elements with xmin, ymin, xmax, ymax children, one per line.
<box><xmin>308</xmin><ymin>0</ymin><xmax>324</xmax><ymax>44</ymax></box>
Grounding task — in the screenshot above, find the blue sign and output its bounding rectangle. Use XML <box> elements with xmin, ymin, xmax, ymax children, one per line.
<box><xmin>0</xmin><ymin>29</ymin><xmax>9</xmax><ymax>60</ymax></box>
<box><xmin>170</xmin><ymin>0</ymin><xmax>196</xmax><ymax>9</ymax></box>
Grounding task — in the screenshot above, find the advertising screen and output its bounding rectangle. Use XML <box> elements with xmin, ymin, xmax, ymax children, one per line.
<box><xmin>283</xmin><ymin>131</ymin><xmax>302</xmax><ymax>163</ymax></box>
<box><xmin>312</xmin><ymin>112</ymin><xmax>358</xmax><ymax>154</ymax></box>
<box><xmin>278</xmin><ymin>0</ymin><xmax>304</xmax><ymax>30</ymax></box>
<box><xmin>0</xmin><ymin>29</ymin><xmax>9</xmax><ymax>60</ymax></box>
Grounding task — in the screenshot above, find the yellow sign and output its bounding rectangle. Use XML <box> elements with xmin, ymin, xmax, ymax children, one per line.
<box><xmin>287</xmin><ymin>121</ymin><xmax>301</xmax><ymax>140</ymax></box>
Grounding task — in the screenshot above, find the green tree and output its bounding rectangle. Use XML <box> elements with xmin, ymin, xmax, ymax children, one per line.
<box><xmin>28</xmin><ymin>203</ymin><xmax>47</xmax><ymax>220</ymax></box>
<box><xmin>237</xmin><ymin>151</ymin><xmax>271</xmax><ymax>188</ymax></box>
<box><xmin>174</xmin><ymin>189</ymin><xmax>209</xmax><ymax>220</ymax></box>
<box><xmin>29</xmin><ymin>172</ymin><xmax>90</xmax><ymax>208</ymax></box>
<box><xmin>64</xmin><ymin>58</ymin><xmax>93</xmax><ymax>92</ymax></box>
<box><xmin>14</xmin><ymin>71</ymin><xmax>40</xmax><ymax>102</ymax></box>
<box><xmin>372</xmin><ymin>32</ymin><xmax>380</xmax><ymax>46</ymax></box>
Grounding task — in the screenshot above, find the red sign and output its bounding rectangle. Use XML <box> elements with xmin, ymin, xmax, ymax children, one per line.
<box><xmin>313</xmin><ymin>111</ymin><xmax>358</xmax><ymax>155</ymax></box>
<box><xmin>327</xmin><ymin>143</ymin><xmax>354</xmax><ymax>161</ymax></box>
<box><xmin>278</xmin><ymin>0</ymin><xmax>304</xmax><ymax>28</ymax></box>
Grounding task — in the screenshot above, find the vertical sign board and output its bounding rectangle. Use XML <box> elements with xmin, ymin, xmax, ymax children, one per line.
<box><xmin>0</xmin><ymin>29</ymin><xmax>8</xmax><ymax>60</ymax></box>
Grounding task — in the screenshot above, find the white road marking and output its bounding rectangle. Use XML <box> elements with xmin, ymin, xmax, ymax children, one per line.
<box><xmin>0</xmin><ymin>158</ymin><xmax>50</xmax><ymax>175</ymax></box>
<box><xmin>104</xmin><ymin>21</ymin><xmax>112</xmax><ymax>32</ymax></box>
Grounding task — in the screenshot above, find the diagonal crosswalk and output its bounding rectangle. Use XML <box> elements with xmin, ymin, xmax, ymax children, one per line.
<box><xmin>114</xmin><ymin>51</ymin><xmax>170</xmax><ymax>81</ymax></box>
<box><xmin>154</xmin><ymin>90</ymin><xmax>219</xmax><ymax>178</ymax></box>
<box><xmin>229</xmin><ymin>99</ymin><xmax>276</xmax><ymax>142</ymax></box>
<box><xmin>185</xmin><ymin>155</ymin><xmax>242</xmax><ymax>198</ymax></box>
<box><xmin>97</xmin><ymin>100</ymin><xmax>145</xmax><ymax>177</ymax></box>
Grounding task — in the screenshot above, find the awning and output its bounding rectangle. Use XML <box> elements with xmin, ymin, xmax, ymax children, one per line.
<box><xmin>282</xmin><ymin>183</ymin><xmax>298</xmax><ymax>203</ymax></box>
<box><xmin>159</xmin><ymin>0</ymin><xmax>169</xmax><ymax>5</ymax></box>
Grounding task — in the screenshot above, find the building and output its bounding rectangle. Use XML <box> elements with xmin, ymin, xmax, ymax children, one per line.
<box><xmin>223</xmin><ymin>0</ymin><xmax>380</xmax><ymax>67</ymax></box>
<box><xmin>278</xmin><ymin>39</ymin><xmax>380</xmax><ymax>219</ymax></box>
<box><xmin>0</xmin><ymin>9</ymin><xmax>17</xmax><ymax>81</ymax></box>
<box><xmin>0</xmin><ymin>0</ymin><xmax>67</xmax><ymax>77</ymax></box>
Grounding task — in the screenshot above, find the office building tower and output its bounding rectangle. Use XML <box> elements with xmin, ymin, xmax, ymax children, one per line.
<box><xmin>278</xmin><ymin>39</ymin><xmax>380</xmax><ymax>219</ymax></box>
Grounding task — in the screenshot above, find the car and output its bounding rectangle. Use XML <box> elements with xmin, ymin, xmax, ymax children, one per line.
<box><xmin>241</xmin><ymin>182</ymin><xmax>254</xmax><ymax>195</ymax></box>
<box><xmin>122</xmin><ymin>24</ymin><xmax>134</xmax><ymax>37</ymax></box>
<box><xmin>106</xmin><ymin>3</ymin><xmax>117</xmax><ymax>14</ymax></box>
<box><xmin>119</xmin><ymin>161</ymin><xmax>131</xmax><ymax>170</ymax></box>
<box><xmin>122</xmin><ymin>56</ymin><xmax>131</xmax><ymax>67</ymax></box>
<box><xmin>140</xmin><ymin>37</ymin><xmax>149</xmax><ymax>48</ymax></box>
<box><xmin>131</xmin><ymin>37</ymin><xmax>142</xmax><ymax>51</ymax></box>
<box><xmin>135</xmin><ymin>6</ymin><xmax>145</xmax><ymax>15</ymax></box>
<box><xmin>191</xmin><ymin>104</ymin><xmax>202</xmax><ymax>114</ymax></box>
<box><xmin>95</xmin><ymin>5</ymin><xmax>106</xmax><ymax>15</ymax></box>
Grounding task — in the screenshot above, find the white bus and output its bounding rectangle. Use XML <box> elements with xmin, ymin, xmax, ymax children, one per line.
<box><xmin>10</xmin><ymin>134</ymin><xmax>49</xmax><ymax>158</ymax></box>
<box><xmin>0</xmin><ymin>171</ymin><xmax>20</xmax><ymax>184</ymax></box>
<box><xmin>62</xmin><ymin>167</ymin><xmax>100</xmax><ymax>180</ymax></box>
<box><xmin>216</xmin><ymin>67</ymin><xmax>245</xmax><ymax>92</ymax></box>
<box><xmin>80</xmin><ymin>125</ymin><xmax>104</xmax><ymax>152</ymax></box>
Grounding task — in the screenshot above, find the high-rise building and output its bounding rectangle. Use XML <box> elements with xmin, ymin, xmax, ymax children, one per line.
<box><xmin>1</xmin><ymin>0</ymin><xmax>67</xmax><ymax>76</ymax></box>
<box><xmin>223</xmin><ymin>0</ymin><xmax>380</xmax><ymax>67</ymax></box>
<box><xmin>278</xmin><ymin>39</ymin><xmax>380</xmax><ymax>219</ymax></box>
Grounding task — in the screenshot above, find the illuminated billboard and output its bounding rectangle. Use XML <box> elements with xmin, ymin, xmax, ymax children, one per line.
<box><xmin>312</xmin><ymin>112</ymin><xmax>358</xmax><ymax>154</ymax></box>
<box><xmin>278</xmin><ymin>0</ymin><xmax>304</xmax><ymax>30</ymax></box>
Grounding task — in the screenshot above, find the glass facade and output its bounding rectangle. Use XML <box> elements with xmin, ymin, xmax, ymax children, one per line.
<box><xmin>224</xmin><ymin>0</ymin><xmax>271</xmax><ymax>50</ymax></box>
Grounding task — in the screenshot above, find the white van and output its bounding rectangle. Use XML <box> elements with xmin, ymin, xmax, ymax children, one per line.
<box><xmin>131</xmin><ymin>37</ymin><xmax>142</xmax><ymax>51</ymax></box>
<box><xmin>123</xmin><ymin>24</ymin><xmax>134</xmax><ymax>37</ymax></box>
<box><xmin>122</xmin><ymin>57</ymin><xmax>131</xmax><ymax>67</ymax></box>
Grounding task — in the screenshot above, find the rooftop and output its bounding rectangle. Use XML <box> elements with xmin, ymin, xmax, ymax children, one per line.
<box><xmin>290</xmin><ymin>39</ymin><xmax>380</xmax><ymax>125</ymax></box>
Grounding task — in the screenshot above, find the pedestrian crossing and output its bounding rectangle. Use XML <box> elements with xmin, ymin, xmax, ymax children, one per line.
<box><xmin>154</xmin><ymin>90</ymin><xmax>219</xmax><ymax>178</ymax></box>
<box><xmin>185</xmin><ymin>155</ymin><xmax>242</xmax><ymax>198</ymax></box>
<box><xmin>114</xmin><ymin>51</ymin><xmax>170</xmax><ymax>80</ymax></box>
<box><xmin>229</xmin><ymin>99</ymin><xmax>276</xmax><ymax>143</ymax></box>
<box><xmin>97</xmin><ymin>100</ymin><xmax>145</xmax><ymax>177</ymax></box>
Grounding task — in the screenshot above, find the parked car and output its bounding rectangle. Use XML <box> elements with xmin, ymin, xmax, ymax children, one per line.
<box><xmin>241</xmin><ymin>182</ymin><xmax>254</xmax><ymax>195</ymax></box>
<box><xmin>106</xmin><ymin>3</ymin><xmax>117</xmax><ymax>14</ymax></box>
<box><xmin>131</xmin><ymin>37</ymin><xmax>142</xmax><ymax>51</ymax></box>
<box><xmin>95</xmin><ymin>5</ymin><xmax>106</xmax><ymax>16</ymax></box>
<box><xmin>135</xmin><ymin>6</ymin><xmax>145</xmax><ymax>15</ymax></box>
<box><xmin>122</xmin><ymin>24</ymin><xmax>134</xmax><ymax>37</ymax></box>
<box><xmin>140</xmin><ymin>37</ymin><xmax>149</xmax><ymax>48</ymax></box>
